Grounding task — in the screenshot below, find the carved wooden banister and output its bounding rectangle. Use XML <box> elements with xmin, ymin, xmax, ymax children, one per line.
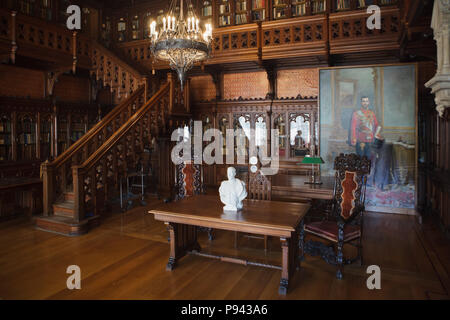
<box><xmin>91</xmin><ymin>41</ymin><xmax>146</xmax><ymax>103</ymax></box>
<box><xmin>42</xmin><ymin>85</ymin><xmax>146</xmax><ymax>215</ymax></box>
<box><xmin>71</xmin><ymin>79</ymin><xmax>173</xmax><ymax>221</ymax></box>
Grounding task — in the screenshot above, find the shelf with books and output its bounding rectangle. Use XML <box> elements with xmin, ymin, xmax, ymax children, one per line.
<box><xmin>311</xmin><ymin>0</ymin><xmax>327</xmax><ymax>14</ymax></box>
<box><xmin>71</xmin><ymin>121</ymin><xmax>85</xmax><ymax>143</ymax></box>
<box><xmin>292</xmin><ymin>0</ymin><xmax>307</xmax><ymax>17</ymax></box>
<box><xmin>201</xmin><ymin>0</ymin><xmax>213</xmax><ymax>25</ymax></box>
<box><xmin>0</xmin><ymin>116</ymin><xmax>12</xmax><ymax>162</ymax></box>
<box><xmin>57</xmin><ymin>117</ymin><xmax>68</xmax><ymax>154</ymax></box>
<box><xmin>379</xmin><ymin>0</ymin><xmax>397</xmax><ymax>5</ymax></box>
<box><xmin>335</xmin><ymin>0</ymin><xmax>351</xmax><ymax>11</ymax></box>
<box><xmin>40</xmin><ymin>116</ymin><xmax>52</xmax><ymax>161</ymax></box>
<box><xmin>218</xmin><ymin>0</ymin><xmax>232</xmax><ymax>27</ymax></box>
<box><xmin>17</xmin><ymin>114</ymin><xmax>37</xmax><ymax>161</ymax></box>
<box><xmin>252</xmin><ymin>0</ymin><xmax>266</xmax><ymax>22</ymax></box>
<box><xmin>235</xmin><ymin>0</ymin><xmax>249</xmax><ymax>25</ymax></box>
<box><xmin>273</xmin><ymin>0</ymin><xmax>289</xmax><ymax>20</ymax></box>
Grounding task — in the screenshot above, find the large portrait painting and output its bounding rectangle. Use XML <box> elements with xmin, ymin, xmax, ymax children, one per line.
<box><xmin>319</xmin><ymin>64</ymin><xmax>417</xmax><ymax>213</ymax></box>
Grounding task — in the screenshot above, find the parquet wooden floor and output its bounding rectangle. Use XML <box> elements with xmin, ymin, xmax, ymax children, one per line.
<box><xmin>0</xmin><ymin>196</ymin><xmax>449</xmax><ymax>300</ymax></box>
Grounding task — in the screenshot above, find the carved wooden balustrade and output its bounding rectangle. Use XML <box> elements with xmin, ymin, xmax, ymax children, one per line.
<box><xmin>112</xmin><ymin>3</ymin><xmax>400</xmax><ymax>68</ymax></box>
<box><xmin>329</xmin><ymin>6</ymin><xmax>400</xmax><ymax>54</ymax></box>
<box><xmin>91</xmin><ymin>42</ymin><xmax>146</xmax><ymax>102</ymax></box>
<box><xmin>0</xmin><ymin>8</ymin><xmax>145</xmax><ymax>103</ymax></box>
<box><xmin>41</xmin><ymin>85</ymin><xmax>146</xmax><ymax>216</ymax></box>
<box><xmin>0</xmin><ymin>7</ymin><xmax>90</xmax><ymax>68</ymax></box>
<box><xmin>72</xmin><ymin>79</ymin><xmax>172</xmax><ymax>221</ymax></box>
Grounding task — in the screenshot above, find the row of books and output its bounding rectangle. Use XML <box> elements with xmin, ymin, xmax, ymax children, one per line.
<box><xmin>313</xmin><ymin>0</ymin><xmax>326</xmax><ymax>12</ymax></box>
<box><xmin>0</xmin><ymin>137</ymin><xmax>11</xmax><ymax>145</ymax></box>
<box><xmin>18</xmin><ymin>134</ymin><xmax>36</xmax><ymax>144</ymax></box>
<box><xmin>274</xmin><ymin>8</ymin><xmax>287</xmax><ymax>18</ymax></box>
<box><xmin>219</xmin><ymin>4</ymin><xmax>231</xmax><ymax>14</ymax></box>
<box><xmin>252</xmin><ymin>9</ymin><xmax>266</xmax><ymax>21</ymax></box>
<box><xmin>336</xmin><ymin>0</ymin><xmax>350</xmax><ymax>10</ymax></box>
<box><xmin>71</xmin><ymin>132</ymin><xmax>84</xmax><ymax>141</ymax></box>
<box><xmin>252</xmin><ymin>0</ymin><xmax>266</xmax><ymax>9</ymax></box>
<box><xmin>202</xmin><ymin>5</ymin><xmax>212</xmax><ymax>17</ymax></box>
<box><xmin>293</xmin><ymin>3</ymin><xmax>307</xmax><ymax>15</ymax></box>
<box><xmin>235</xmin><ymin>13</ymin><xmax>248</xmax><ymax>24</ymax></box>
<box><xmin>236</xmin><ymin>0</ymin><xmax>247</xmax><ymax>12</ymax></box>
<box><xmin>219</xmin><ymin>15</ymin><xmax>231</xmax><ymax>26</ymax></box>
<box><xmin>0</xmin><ymin>122</ymin><xmax>11</xmax><ymax>132</ymax></box>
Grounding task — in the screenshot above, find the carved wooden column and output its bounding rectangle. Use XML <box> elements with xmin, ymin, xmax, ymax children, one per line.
<box><xmin>425</xmin><ymin>0</ymin><xmax>450</xmax><ymax>118</ymax></box>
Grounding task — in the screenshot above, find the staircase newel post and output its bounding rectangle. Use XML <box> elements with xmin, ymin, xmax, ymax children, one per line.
<box><xmin>41</xmin><ymin>162</ymin><xmax>55</xmax><ymax>216</ymax></box>
<box><xmin>72</xmin><ymin>165</ymin><xmax>85</xmax><ymax>222</ymax></box>
<box><xmin>168</xmin><ymin>72</ymin><xmax>174</xmax><ymax>114</ymax></box>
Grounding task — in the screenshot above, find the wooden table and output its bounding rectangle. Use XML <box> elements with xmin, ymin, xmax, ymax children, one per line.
<box><xmin>272</xmin><ymin>174</ymin><xmax>335</xmax><ymax>201</ymax></box>
<box><xmin>149</xmin><ymin>195</ymin><xmax>310</xmax><ymax>295</ymax></box>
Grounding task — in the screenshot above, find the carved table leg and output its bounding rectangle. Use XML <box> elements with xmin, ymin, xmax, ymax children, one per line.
<box><xmin>278</xmin><ymin>232</ymin><xmax>298</xmax><ymax>295</ymax></box>
<box><xmin>165</xmin><ymin>222</ymin><xmax>201</xmax><ymax>271</ymax></box>
<box><xmin>298</xmin><ymin>219</ymin><xmax>305</xmax><ymax>263</ymax></box>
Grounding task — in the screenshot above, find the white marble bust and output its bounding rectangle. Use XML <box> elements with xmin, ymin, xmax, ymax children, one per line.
<box><xmin>219</xmin><ymin>167</ymin><xmax>247</xmax><ymax>212</ymax></box>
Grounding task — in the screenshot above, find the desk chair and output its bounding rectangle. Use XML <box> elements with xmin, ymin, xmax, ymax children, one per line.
<box><xmin>301</xmin><ymin>153</ymin><xmax>371</xmax><ymax>279</ymax></box>
<box><xmin>235</xmin><ymin>170</ymin><xmax>272</xmax><ymax>251</ymax></box>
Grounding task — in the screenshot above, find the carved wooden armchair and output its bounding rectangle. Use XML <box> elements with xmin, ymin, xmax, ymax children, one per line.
<box><xmin>173</xmin><ymin>160</ymin><xmax>213</xmax><ymax>240</ymax></box>
<box><xmin>301</xmin><ymin>153</ymin><xmax>371</xmax><ymax>279</ymax></box>
<box><xmin>235</xmin><ymin>170</ymin><xmax>272</xmax><ymax>251</ymax></box>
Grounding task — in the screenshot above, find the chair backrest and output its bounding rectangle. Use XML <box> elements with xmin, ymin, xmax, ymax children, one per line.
<box><xmin>175</xmin><ymin>161</ymin><xmax>203</xmax><ymax>200</ymax></box>
<box><xmin>333</xmin><ymin>153</ymin><xmax>371</xmax><ymax>221</ymax></box>
<box><xmin>248</xmin><ymin>170</ymin><xmax>271</xmax><ymax>201</ymax></box>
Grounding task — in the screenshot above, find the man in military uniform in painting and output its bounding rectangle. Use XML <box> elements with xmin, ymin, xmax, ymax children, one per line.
<box><xmin>350</xmin><ymin>96</ymin><xmax>382</xmax><ymax>158</ymax></box>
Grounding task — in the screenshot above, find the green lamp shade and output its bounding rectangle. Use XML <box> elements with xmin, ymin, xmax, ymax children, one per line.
<box><xmin>301</xmin><ymin>156</ymin><xmax>325</xmax><ymax>164</ymax></box>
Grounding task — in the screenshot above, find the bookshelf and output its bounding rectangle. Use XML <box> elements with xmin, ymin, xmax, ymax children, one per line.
<box><xmin>40</xmin><ymin>116</ymin><xmax>52</xmax><ymax>161</ymax></box>
<box><xmin>71</xmin><ymin>116</ymin><xmax>85</xmax><ymax>144</ymax></box>
<box><xmin>251</xmin><ymin>0</ymin><xmax>266</xmax><ymax>22</ymax></box>
<box><xmin>379</xmin><ymin>0</ymin><xmax>397</xmax><ymax>5</ymax></box>
<box><xmin>17</xmin><ymin>114</ymin><xmax>37</xmax><ymax>161</ymax></box>
<box><xmin>335</xmin><ymin>0</ymin><xmax>351</xmax><ymax>11</ymax></box>
<box><xmin>273</xmin><ymin>0</ymin><xmax>289</xmax><ymax>20</ymax></box>
<box><xmin>235</xmin><ymin>0</ymin><xmax>249</xmax><ymax>25</ymax></box>
<box><xmin>311</xmin><ymin>0</ymin><xmax>327</xmax><ymax>13</ymax></box>
<box><xmin>202</xmin><ymin>1</ymin><xmax>213</xmax><ymax>26</ymax></box>
<box><xmin>0</xmin><ymin>115</ymin><xmax>12</xmax><ymax>162</ymax></box>
<box><xmin>292</xmin><ymin>0</ymin><xmax>307</xmax><ymax>16</ymax></box>
<box><xmin>218</xmin><ymin>0</ymin><xmax>232</xmax><ymax>27</ymax></box>
<box><xmin>131</xmin><ymin>15</ymin><xmax>140</xmax><ymax>40</ymax></box>
<box><xmin>58</xmin><ymin>116</ymin><xmax>68</xmax><ymax>154</ymax></box>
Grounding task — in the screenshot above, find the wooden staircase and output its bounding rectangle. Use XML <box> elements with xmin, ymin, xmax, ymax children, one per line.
<box><xmin>36</xmin><ymin>73</ymin><xmax>179</xmax><ymax>236</ymax></box>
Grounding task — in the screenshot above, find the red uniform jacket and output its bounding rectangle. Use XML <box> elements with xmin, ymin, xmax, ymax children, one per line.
<box><xmin>350</xmin><ymin>108</ymin><xmax>379</xmax><ymax>145</ymax></box>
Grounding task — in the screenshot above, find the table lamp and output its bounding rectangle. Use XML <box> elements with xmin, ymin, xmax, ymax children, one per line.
<box><xmin>301</xmin><ymin>156</ymin><xmax>324</xmax><ymax>185</ymax></box>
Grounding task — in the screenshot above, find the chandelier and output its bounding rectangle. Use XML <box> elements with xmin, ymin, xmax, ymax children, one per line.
<box><xmin>149</xmin><ymin>0</ymin><xmax>213</xmax><ymax>91</ymax></box>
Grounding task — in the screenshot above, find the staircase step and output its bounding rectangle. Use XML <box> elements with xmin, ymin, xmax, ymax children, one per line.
<box><xmin>64</xmin><ymin>192</ymin><xmax>75</xmax><ymax>201</ymax></box>
<box><xmin>53</xmin><ymin>201</ymin><xmax>75</xmax><ymax>218</ymax></box>
<box><xmin>35</xmin><ymin>215</ymin><xmax>100</xmax><ymax>236</ymax></box>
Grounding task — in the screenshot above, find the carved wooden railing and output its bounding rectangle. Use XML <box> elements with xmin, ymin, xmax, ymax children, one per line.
<box><xmin>0</xmin><ymin>7</ymin><xmax>90</xmax><ymax>68</ymax></box>
<box><xmin>329</xmin><ymin>6</ymin><xmax>400</xmax><ymax>54</ymax></box>
<box><xmin>113</xmin><ymin>5</ymin><xmax>399</xmax><ymax>67</ymax></box>
<box><xmin>41</xmin><ymin>85</ymin><xmax>146</xmax><ymax>216</ymax></box>
<box><xmin>91</xmin><ymin>41</ymin><xmax>147</xmax><ymax>102</ymax></box>
<box><xmin>71</xmin><ymin>79</ymin><xmax>173</xmax><ymax>221</ymax></box>
<box><xmin>0</xmin><ymin>8</ymin><xmax>146</xmax><ymax>102</ymax></box>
